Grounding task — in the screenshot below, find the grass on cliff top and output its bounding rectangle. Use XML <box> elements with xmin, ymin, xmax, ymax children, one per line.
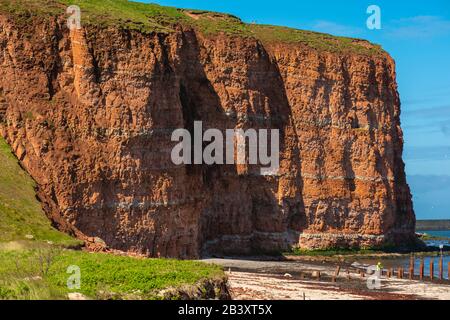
<box><xmin>0</xmin><ymin>247</ymin><xmax>224</xmax><ymax>299</ymax></box>
<box><xmin>60</xmin><ymin>0</ymin><xmax>188</xmax><ymax>33</ymax></box>
<box><xmin>0</xmin><ymin>0</ymin><xmax>384</xmax><ymax>55</ymax></box>
<box><xmin>60</xmin><ymin>0</ymin><xmax>251</xmax><ymax>35</ymax></box>
<box><xmin>249</xmin><ymin>24</ymin><xmax>384</xmax><ymax>55</ymax></box>
<box><xmin>0</xmin><ymin>137</ymin><xmax>81</xmax><ymax>247</ymax></box>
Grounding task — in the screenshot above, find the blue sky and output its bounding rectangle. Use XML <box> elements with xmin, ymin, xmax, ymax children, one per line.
<box><xmin>141</xmin><ymin>1</ymin><xmax>450</xmax><ymax>219</ymax></box>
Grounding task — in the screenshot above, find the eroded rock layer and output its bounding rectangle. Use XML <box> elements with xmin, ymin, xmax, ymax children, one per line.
<box><xmin>0</xmin><ymin>14</ymin><xmax>415</xmax><ymax>257</ymax></box>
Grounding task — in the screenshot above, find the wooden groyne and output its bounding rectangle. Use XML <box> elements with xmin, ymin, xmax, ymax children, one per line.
<box><xmin>316</xmin><ymin>255</ymin><xmax>450</xmax><ymax>284</ymax></box>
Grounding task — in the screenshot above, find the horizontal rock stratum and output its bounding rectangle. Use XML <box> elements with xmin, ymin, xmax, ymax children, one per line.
<box><xmin>0</xmin><ymin>0</ymin><xmax>416</xmax><ymax>258</ymax></box>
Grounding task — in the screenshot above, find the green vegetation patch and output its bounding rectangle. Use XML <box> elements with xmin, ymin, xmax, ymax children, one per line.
<box><xmin>0</xmin><ymin>0</ymin><xmax>62</xmax><ymax>16</ymax></box>
<box><xmin>0</xmin><ymin>248</ymin><xmax>224</xmax><ymax>300</ymax></box>
<box><xmin>249</xmin><ymin>24</ymin><xmax>384</xmax><ymax>55</ymax></box>
<box><xmin>286</xmin><ymin>240</ymin><xmax>432</xmax><ymax>257</ymax></box>
<box><xmin>0</xmin><ymin>0</ymin><xmax>385</xmax><ymax>55</ymax></box>
<box><xmin>183</xmin><ymin>9</ymin><xmax>251</xmax><ymax>36</ymax></box>
<box><xmin>0</xmin><ymin>137</ymin><xmax>80</xmax><ymax>247</ymax></box>
<box><xmin>58</xmin><ymin>1</ymin><xmax>251</xmax><ymax>35</ymax></box>
<box><xmin>286</xmin><ymin>247</ymin><xmax>387</xmax><ymax>257</ymax></box>
<box><xmin>60</xmin><ymin>0</ymin><xmax>188</xmax><ymax>33</ymax></box>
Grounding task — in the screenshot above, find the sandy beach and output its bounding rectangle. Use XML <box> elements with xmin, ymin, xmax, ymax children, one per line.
<box><xmin>204</xmin><ymin>258</ymin><xmax>450</xmax><ymax>300</ymax></box>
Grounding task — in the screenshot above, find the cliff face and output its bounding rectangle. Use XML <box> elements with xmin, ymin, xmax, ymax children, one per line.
<box><xmin>0</xmin><ymin>7</ymin><xmax>416</xmax><ymax>257</ymax></box>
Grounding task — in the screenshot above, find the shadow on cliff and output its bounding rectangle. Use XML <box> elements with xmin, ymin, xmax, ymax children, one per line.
<box><xmin>68</xmin><ymin>27</ymin><xmax>310</xmax><ymax>258</ymax></box>
<box><xmin>165</xmin><ymin>29</ymin><xmax>309</xmax><ymax>257</ymax></box>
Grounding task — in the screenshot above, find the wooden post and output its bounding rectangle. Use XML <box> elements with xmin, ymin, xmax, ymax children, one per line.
<box><xmin>439</xmin><ymin>257</ymin><xmax>443</xmax><ymax>280</ymax></box>
<box><xmin>409</xmin><ymin>255</ymin><xmax>414</xmax><ymax>280</ymax></box>
<box><xmin>420</xmin><ymin>258</ymin><xmax>424</xmax><ymax>280</ymax></box>
<box><xmin>397</xmin><ymin>267</ymin><xmax>401</xmax><ymax>279</ymax></box>
<box><xmin>430</xmin><ymin>259</ymin><xmax>434</xmax><ymax>280</ymax></box>
<box><xmin>347</xmin><ymin>268</ymin><xmax>350</xmax><ymax>280</ymax></box>
<box><xmin>447</xmin><ymin>262</ymin><xmax>450</xmax><ymax>281</ymax></box>
<box><xmin>332</xmin><ymin>266</ymin><xmax>340</xmax><ymax>283</ymax></box>
<box><xmin>389</xmin><ymin>268</ymin><xmax>393</xmax><ymax>278</ymax></box>
<box><xmin>335</xmin><ymin>265</ymin><xmax>341</xmax><ymax>276</ymax></box>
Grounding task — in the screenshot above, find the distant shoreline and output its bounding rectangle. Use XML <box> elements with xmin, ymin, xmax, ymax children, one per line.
<box><xmin>416</xmin><ymin>220</ymin><xmax>450</xmax><ymax>231</ymax></box>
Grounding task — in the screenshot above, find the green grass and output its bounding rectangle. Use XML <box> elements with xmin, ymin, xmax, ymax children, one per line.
<box><xmin>0</xmin><ymin>137</ymin><xmax>81</xmax><ymax>247</ymax></box>
<box><xmin>249</xmin><ymin>24</ymin><xmax>384</xmax><ymax>55</ymax></box>
<box><xmin>0</xmin><ymin>0</ymin><xmax>62</xmax><ymax>16</ymax></box>
<box><xmin>0</xmin><ymin>248</ymin><xmax>224</xmax><ymax>300</ymax></box>
<box><xmin>286</xmin><ymin>247</ymin><xmax>387</xmax><ymax>257</ymax></box>
<box><xmin>60</xmin><ymin>0</ymin><xmax>188</xmax><ymax>33</ymax></box>
<box><xmin>0</xmin><ymin>0</ymin><xmax>385</xmax><ymax>55</ymax></box>
<box><xmin>286</xmin><ymin>241</ymin><xmax>435</xmax><ymax>257</ymax></box>
<box><xmin>184</xmin><ymin>9</ymin><xmax>252</xmax><ymax>36</ymax></box>
<box><xmin>0</xmin><ymin>136</ymin><xmax>223</xmax><ymax>300</ymax></box>
<box><xmin>60</xmin><ymin>0</ymin><xmax>251</xmax><ymax>35</ymax></box>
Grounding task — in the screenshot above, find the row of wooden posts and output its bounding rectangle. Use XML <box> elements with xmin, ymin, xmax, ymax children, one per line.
<box><xmin>402</xmin><ymin>256</ymin><xmax>450</xmax><ymax>281</ymax></box>
<box><xmin>367</xmin><ymin>256</ymin><xmax>448</xmax><ymax>281</ymax></box>
<box><xmin>323</xmin><ymin>256</ymin><xmax>449</xmax><ymax>282</ymax></box>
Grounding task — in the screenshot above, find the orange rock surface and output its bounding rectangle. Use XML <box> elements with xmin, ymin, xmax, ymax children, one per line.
<box><xmin>0</xmin><ymin>14</ymin><xmax>415</xmax><ymax>257</ymax></box>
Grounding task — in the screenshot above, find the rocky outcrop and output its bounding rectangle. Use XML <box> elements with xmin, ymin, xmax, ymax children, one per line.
<box><xmin>0</xmin><ymin>6</ymin><xmax>416</xmax><ymax>258</ymax></box>
<box><xmin>157</xmin><ymin>276</ymin><xmax>230</xmax><ymax>300</ymax></box>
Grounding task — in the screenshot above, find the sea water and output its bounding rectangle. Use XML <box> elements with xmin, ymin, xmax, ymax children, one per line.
<box><xmin>417</xmin><ymin>230</ymin><xmax>450</xmax><ymax>247</ymax></box>
<box><xmin>358</xmin><ymin>230</ymin><xmax>450</xmax><ymax>280</ymax></box>
<box><xmin>358</xmin><ymin>255</ymin><xmax>449</xmax><ymax>280</ymax></box>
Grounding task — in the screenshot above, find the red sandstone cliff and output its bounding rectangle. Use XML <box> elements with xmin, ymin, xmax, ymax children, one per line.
<box><xmin>0</xmin><ymin>3</ymin><xmax>416</xmax><ymax>257</ymax></box>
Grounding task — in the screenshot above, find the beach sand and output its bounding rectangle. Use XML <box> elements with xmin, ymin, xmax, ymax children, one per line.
<box><xmin>204</xmin><ymin>258</ymin><xmax>450</xmax><ymax>300</ymax></box>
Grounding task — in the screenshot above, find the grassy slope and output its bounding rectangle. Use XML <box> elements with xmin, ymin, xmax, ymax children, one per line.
<box><xmin>0</xmin><ymin>138</ymin><xmax>224</xmax><ymax>300</ymax></box>
<box><xmin>0</xmin><ymin>0</ymin><xmax>384</xmax><ymax>55</ymax></box>
<box><xmin>0</xmin><ymin>137</ymin><xmax>80</xmax><ymax>246</ymax></box>
<box><xmin>0</xmin><ymin>248</ymin><xmax>224</xmax><ymax>299</ymax></box>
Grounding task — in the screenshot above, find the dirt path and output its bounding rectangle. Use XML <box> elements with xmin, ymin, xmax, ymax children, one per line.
<box><xmin>203</xmin><ymin>258</ymin><xmax>450</xmax><ymax>300</ymax></box>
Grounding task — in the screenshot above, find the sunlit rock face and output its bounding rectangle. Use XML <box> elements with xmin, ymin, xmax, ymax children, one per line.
<box><xmin>0</xmin><ymin>13</ymin><xmax>415</xmax><ymax>258</ymax></box>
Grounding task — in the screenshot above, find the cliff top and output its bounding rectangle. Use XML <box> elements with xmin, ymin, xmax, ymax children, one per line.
<box><xmin>0</xmin><ymin>0</ymin><xmax>384</xmax><ymax>56</ymax></box>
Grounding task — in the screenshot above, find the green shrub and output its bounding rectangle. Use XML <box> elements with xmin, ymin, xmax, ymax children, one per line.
<box><xmin>0</xmin><ymin>248</ymin><xmax>224</xmax><ymax>300</ymax></box>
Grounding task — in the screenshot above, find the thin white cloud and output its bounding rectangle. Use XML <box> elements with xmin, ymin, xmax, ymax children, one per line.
<box><xmin>386</xmin><ymin>15</ymin><xmax>450</xmax><ymax>39</ymax></box>
<box><xmin>310</xmin><ymin>20</ymin><xmax>363</xmax><ymax>37</ymax></box>
<box><xmin>402</xmin><ymin>105</ymin><xmax>450</xmax><ymax>137</ymax></box>
<box><xmin>404</xmin><ymin>145</ymin><xmax>450</xmax><ymax>161</ymax></box>
<box><xmin>308</xmin><ymin>16</ymin><xmax>450</xmax><ymax>39</ymax></box>
<box><xmin>403</xmin><ymin>105</ymin><xmax>450</xmax><ymax>118</ymax></box>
